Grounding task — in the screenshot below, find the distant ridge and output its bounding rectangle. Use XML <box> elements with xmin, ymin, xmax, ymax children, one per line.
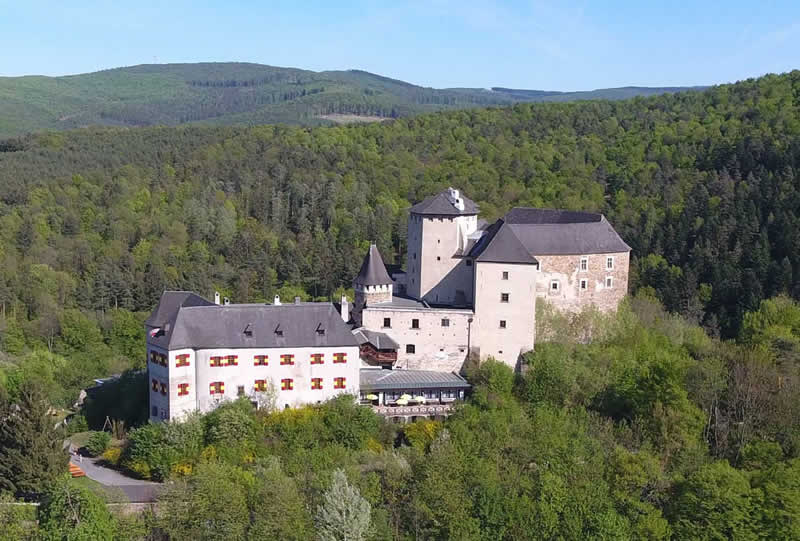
<box><xmin>0</xmin><ymin>62</ymin><xmax>705</xmax><ymax>137</ymax></box>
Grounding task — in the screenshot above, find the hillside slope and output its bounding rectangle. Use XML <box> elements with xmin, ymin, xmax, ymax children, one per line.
<box><xmin>0</xmin><ymin>62</ymin><xmax>704</xmax><ymax>137</ymax></box>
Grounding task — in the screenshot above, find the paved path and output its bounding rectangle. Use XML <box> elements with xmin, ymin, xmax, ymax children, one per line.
<box><xmin>70</xmin><ymin>448</ymin><xmax>160</xmax><ymax>502</ymax></box>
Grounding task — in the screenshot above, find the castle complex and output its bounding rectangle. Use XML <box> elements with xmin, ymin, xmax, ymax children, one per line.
<box><xmin>146</xmin><ymin>187</ymin><xmax>629</xmax><ymax>421</ymax></box>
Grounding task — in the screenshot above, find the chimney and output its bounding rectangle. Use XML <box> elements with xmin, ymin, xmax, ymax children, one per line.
<box><xmin>273</xmin><ymin>295</ymin><xmax>281</xmax><ymax>306</ymax></box>
<box><xmin>214</xmin><ymin>291</ymin><xmax>221</xmax><ymax>305</ymax></box>
<box><xmin>340</xmin><ymin>294</ymin><xmax>349</xmax><ymax>323</ymax></box>
<box><xmin>223</xmin><ymin>297</ymin><xmax>230</xmax><ymax>306</ymax></box>
<box><xmin>294</xmin><ymin>296</ymin><xmax>301</xmax><ymax>304</ymax></box>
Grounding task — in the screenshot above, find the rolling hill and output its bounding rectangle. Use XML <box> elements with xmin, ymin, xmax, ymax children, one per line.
<box><xmin>0</xmin><ymin>62</ymin><xmax>705</xmax><ymax>137</ymax></box>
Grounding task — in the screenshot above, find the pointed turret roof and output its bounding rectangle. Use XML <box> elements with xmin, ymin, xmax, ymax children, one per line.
<box><xmin>354</xmin><ymin>244</ymin><xmax>393</xmax><ymax>286</ymax></box>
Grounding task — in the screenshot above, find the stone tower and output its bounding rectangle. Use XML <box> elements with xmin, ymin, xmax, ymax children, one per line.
<box><xmin>406</xmin><ymin>187</ymin><xmax>479</xmax><ymax>305</ymax></box>
<box><xmin>353</xmin><ymin>244</ymin><xmax>393</xmax><ymax>325</ymax></box>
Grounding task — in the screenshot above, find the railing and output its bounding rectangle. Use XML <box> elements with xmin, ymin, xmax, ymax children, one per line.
<box><xmin>372</xmin><ymin>403</ymin><xmax>454</xmax><ymax>417</ymax></box>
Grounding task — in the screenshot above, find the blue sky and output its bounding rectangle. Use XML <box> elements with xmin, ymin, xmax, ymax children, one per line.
<box><xmin>1</xmin><ymin>1</ymin><xmax>798</xmax><ymax>90</ymax></box>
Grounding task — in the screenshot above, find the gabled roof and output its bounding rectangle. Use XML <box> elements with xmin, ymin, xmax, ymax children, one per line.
<box><xmin>144</xmin><ymin>291</ymin><xmax>215</xmax><ymax>328</ymax></box>
<box><xmin>146</xmin><ymin>291</ymin><xmax>358</xmax><ymax>350</ymax></box>
<box><xmin>353</xmin><ymin>328</ymin><xmax>399</xmax><ymax>350</ymax></box>
<box><xmin>355</xmin><ymin>244</ymin><xmax>393</xmax><ymax>286</ymax></box>
<box><xmin>468</xmin><ymin>220</ymin><xmax>538</xmax><ymax>264</ymax></box>
<box><xmin>468</xmin><ymin>207</ymin><xmax>630</xmax><ymax>261</ymax></box>
<box><xmin>408</xmin><ymin>189</ymin><xmax>479</xmax><ymax>216</ymax></box>
<box><xmin>360</xmin><ymin>369</ymin><xmax>471</xmax><ymax>391</ymax></box>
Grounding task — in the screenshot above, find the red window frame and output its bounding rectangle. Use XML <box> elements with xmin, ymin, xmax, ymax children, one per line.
<box><xmin>178</xmin><ymin>383</ymin><xmax>189</xmax><ymax>396</ymax></box>
<box><xmin>310</xmin><ymin>353</ymin><xmax>324</xmax><ymax>365</ymax></box>
<box><xmin>254</xmin><ymin>379</ymin><xmax>267</xmax><ymax>392</ymax></box>
<box><xmin>333</xmin><ymin>352</ymin><xmax>347</xmax><ymax>364</ymax></box>
<box><xmin>334</xmin><ymin>377</ymin><xmax>346</xmax><ymax>389</ymax></box>
<box><xmin>209</xmin><ymin>381</ymin><xmax>225</xmax><ymax>395</ymax></box>
<box><xmin>280</xmin><ymin>354</ymin><xmax>295</xmax><ymax>366</ymax></box>
<box><xmin>151</xmin><ymin>378</ymin><xmax>159</xmax><ymax>391</ymax></box>
<box><xmin>175</xmin><ymin>354</ymin><xmax>190</xmax><ymax>367</ymax></box>
<box><xmin>210</xmin><ymin>356</ymin><xmax>223</xmax><ymax>367</ymax></box>
<box><xmin>225</xmin><ymin>355</ymin><xmax>238</xmax><ymax>366</ymax></box>
<box><xmin>254</xmin><ymin>355</ymin><xmax>268</xmax><ymax>366</ymax></box>
<box><xmin>281</xmin><ymin>378</ymin><xmax>294</xmax><ymax>391</ymax></box>
<box><xmin>311</xmin><ymin>377</ymin><xmax>323</xmax><ymax>390</ymax></box>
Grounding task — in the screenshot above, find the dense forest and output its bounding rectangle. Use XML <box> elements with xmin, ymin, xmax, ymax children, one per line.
<box><xmin>2</xmin><ymin>295</ymin><xmax>800</xmax><ymax>539</ymax></box>
<box><xmin>0</xmin><ymin>62</ymin><xmax>701</xmax><ymax>137</ymax></box>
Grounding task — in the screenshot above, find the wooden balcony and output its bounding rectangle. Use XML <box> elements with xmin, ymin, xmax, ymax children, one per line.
<box><xmin>360</xmin><ymin>344</ymin><xmax>397</xmax><ymax>364</ymax></box>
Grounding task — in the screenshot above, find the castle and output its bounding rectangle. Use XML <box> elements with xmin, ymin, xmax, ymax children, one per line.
<box><xmin>353</xmin><ymin>187</ymin><xmax>630</xmax><ymax>372</ymax></box>
<box><xmin>145</xmin><ymin>188</ymin><xmax>629</xmax><ymax>421</ymax></box>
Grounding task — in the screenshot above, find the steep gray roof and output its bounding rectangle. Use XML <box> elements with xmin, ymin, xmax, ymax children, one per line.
<box><xmin>469</xmin><ymin>220</ymin><xmax>539</xmax><ymax>264</ymax></box>
<box><xmin>146</xmin><ymin>291</ymin><xmax>358</xmax><ymax>350</ymax></box>
<box><xmin>353</xmin><ymin>329</ymin><xmax>399</xmax><ymax>350</ymax></box>
<box><xmin>469</xmin><ymin>208</ymin><xmax>630</xmax><ymax>261</ymax></box>
<box><xmin>354</xmin><ymin>244</ymin><xmax>393</xmax><ymax>286</ymax></box>
<box><xmin>144</xmin><ymin>291</ymin><xmax>215</xmax><ymax>327</ymax></box>
<box><xmin>408</xmin><ymin>190</ymin><xmax>479</xmax><ymax>216</ymax></box>
<box><xmin>360</xmin><ymin>369</ymin><xmax>471</xmax><ymax>391</ymax></box>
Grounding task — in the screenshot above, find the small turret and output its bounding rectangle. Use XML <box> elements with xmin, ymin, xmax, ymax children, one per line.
<box><xmin>353</xmin><ymin>244</ymin><xmax>393</xmax><ymax>325</ymax></box>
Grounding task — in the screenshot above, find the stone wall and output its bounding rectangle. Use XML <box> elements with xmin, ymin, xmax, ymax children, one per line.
<box><xmin>362</xmin><ymin>306</ymin><xmax>473</xmax><ymax>373</ymax></box>
<box><xmin>534</xmin><ymin>251</ymin><xmax>629</xmax><ymax>312</ymax></box>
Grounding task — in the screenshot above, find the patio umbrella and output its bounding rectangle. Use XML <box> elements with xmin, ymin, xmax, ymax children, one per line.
<box><xmin>395</xmin><ymin>398</ymin><xmax>409</xmax><ymax>406</ymax></box>
<box><xmin>400</xmin><ymin>393</ymin><xmax>413</xmax><ymax>401</ymax></box>
<box><xmin>413</xmin><ymin>396</ymin><xmax>426</xmax><ymax>404</ymax></box>
<box><xmin>365</xmin><ymin>394</ymin><xmax>378</xmax><ymax>400</ymax></box>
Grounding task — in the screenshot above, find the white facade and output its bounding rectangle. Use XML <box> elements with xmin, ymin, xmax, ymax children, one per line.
<box><xmin>148</xmin><ymin>343</ymin><xmax>359</xmax><ymax>422</ymax></box>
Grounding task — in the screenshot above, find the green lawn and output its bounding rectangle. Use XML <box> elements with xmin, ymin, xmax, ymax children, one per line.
<box><xmin>69</xmin><ymin>476</ymin><xmax>129</xmax><ymax>503</ymax></box>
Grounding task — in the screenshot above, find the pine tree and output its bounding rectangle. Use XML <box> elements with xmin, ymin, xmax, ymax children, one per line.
<box><xmin>315</xmin><ymin>469</ymin><xmax>371</xmax><ymax>541</ymax></box>
<box><xmin>0</xmin><ymin>383</ymin><xmax>69</xmax><ymax>498</ymax></box>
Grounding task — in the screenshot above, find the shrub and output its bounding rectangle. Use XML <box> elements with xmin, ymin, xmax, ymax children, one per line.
<box><xmin>85</xmin><ymin>431</ymin><xmax>112</xmax><ymax>457</ymax></box>
<box><xmin>100</xmin><ymin>447</ymin><xmax>122</xmax><ymax>466</ymax></box>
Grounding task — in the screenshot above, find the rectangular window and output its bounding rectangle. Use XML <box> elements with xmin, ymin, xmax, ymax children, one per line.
<box><xmin>406</xmin><ymin>344</ymin><xmax>415</xmax><ymax>354</ymax></box>
<box><xmin>441</xmin><ymin>318</ymin><xmax>450</xmax><ymax>327</ymax></box>
<box><xmin>237</xmin><ymin>385</ymin><xmax>245</xmax><ymax>397</ymax></box>
<box><xmin>280</xmin><ymin>354</ymin><xmax>295</xmax><ymax>366</ymax></box>
<box><xmin>225</xmin><ymin>355</ymin><xmax>238</xmax><ymax>366</ymax></box>
<box><xmin>550</xmin><ymin>280</ymin><xmax>560</xmax><ymax>291</ymax></box>
<box><xmin>160</xmin><ymin>383</ymin><xmax>167</xmax><ymax>395</ymax></box>
<box><xmin>580</xmin><ymin>256</ymin><xmax>588</xmax><ymax>271</ymax></box>
<box><xmin>281</xmin><ymin>378</ymin><xmax>294</xmax><ymax>391</ymax></box>
<box><xmin>580</xmin><ymin>278</ymin><xmax>588</xmax><ymax>290</ymax></box>
<box><xmin>254</xmin><ymin>355</ymin><xmax>268</xmax><ymax>366</ymax></box>
<box><xmin>254</xmin><ymin>379</ymin><xmax>268</xmax><ymax>392</ymax></box>
<box><xmin>333</xmin><ymin>352</ymin><xmax>347</xmax><ymax>364</ymax></box>
<box><xmin>606</xmin><ymin>256</ymin><xmax>614</xmax><ymax>270</ymax></box>
<box><xmin>210</xmin><ymin>356</ymin><xmax>224</xmax><ymax>367</ymax></box>
<box><xmin>334</xmin><ymin>377</ymin><xmax>346</xmax><ymax>389</ymax></box>
<box><xmin>178</xmin><ymin>383</ymin><xmax>189</xmax><ymax>396</ymax></box>
<box><xmin>606</xmin><ymin>276</ymin><xmax>613</xmax><ymax>289</ymax></box>
<box><xmin>499</xmin><ymin>320</ymin><xmax>507</xmax><ymax>329</ymax></box>
<box><xmin>151</xmin><ymin>378</ymin><xmax>158</xmax><ymax>391</ymax></box>
<box><xmin>310</xmin><ymin>353</ymin><xmax>324</xmax><ymax>365</ymax></box>
<box><xmin>311</xmin><ymin>377</ymin><xmax>323</xmax><ymax>390</ymax></box>
<box><xmin>502</xmin><ymin>271</ymin><xmax>509</xmax><ymax>280</ymax></box>
<box><xmin>383</xmin><ymin>317</ymin><xmax>391</xmax><ymax>328</ymax></box>
<box><xmin>209</xmin><ymin>381</ymin><xmax>225</xmax><ymax>395</ymax></box>
<box><xmin>175</xmin><ymin>354</ymin><xmax>190</xmax><ymax>367</ymax></box>
<box><xmin>411</xmin><ymin>319</ymin><xmax>420</xmax><ymax>329</ymax></box>
<box><xmin>501</xmin><ymin>293</ymin><xmax>509</xmax><ymax>303</ymax></box>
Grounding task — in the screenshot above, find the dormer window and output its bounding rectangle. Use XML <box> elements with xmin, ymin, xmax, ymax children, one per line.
<box><xmin>316</xmin><ymin>324</ymin><xmax>325</xmax><ymax>336</ymax></box>
<box><xmin>243</xmin><ymin>323</ymin><xmax>253</xmax><ymax>337</ymax></box>
<box><xmin>274</xmin><ymin>325</ymin><xmax>283</xmax><ymax>337</ymax></box>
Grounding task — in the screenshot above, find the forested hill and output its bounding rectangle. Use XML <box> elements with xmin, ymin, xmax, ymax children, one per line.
<box><xmin>0</xmin><ymin>70</ymin><xmax>797</xmax><ymax>341</ymax></box>
<box><xmin>0</xmin><ymin>62</ymin><xmax>704</xmax><ymax>137</ymax></box>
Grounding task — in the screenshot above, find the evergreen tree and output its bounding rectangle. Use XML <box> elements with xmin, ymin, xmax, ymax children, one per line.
<box><xmin>0</xmin><ymin>382</ymin><xmax>68</xmax><ymax>497</ymax></box>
